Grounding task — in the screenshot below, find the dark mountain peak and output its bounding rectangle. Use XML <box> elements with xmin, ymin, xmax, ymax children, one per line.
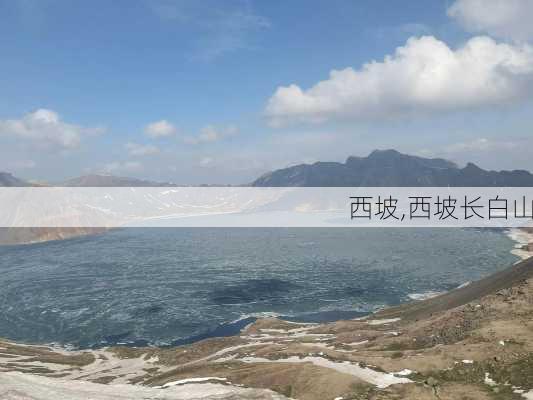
<box><xmin>463</xmin><ymin>162</ymin><xmax>483</xmax><ymax>171</ymax></box>
<box><xmin>365</xmin><ymin>149</ymin><xmax>457</xmax><ymax>170</ymax></box>
<box><xmin>344</xmin><ymin>156</ymin><xmax>363</xmax><ymax>169</ymax></box>
<box><xmin>252</xmin><ymin>149</ymin><xmax>533</xmax><ymax>187</ymax></box>
<box><xmin>503</xmin><ymin>169</ymin><xmax>532</xmax><ymax>176</ymax></box>
<box><xmin>367</xmin><ymin>149</ymin><xmax>402</xmax><ymax>159</ymax></box>
<box><xmin>0</xmin><ymin>171</ymin><xmax>16</xmax><ymax>180</ymax></box>
<box><xmin>0</xmin><ymin>172</ymin><xmax>31</xmax><ymax>187</ymax></box>
<box><xmin>363</xmin><ymin>149</ymin><xmax>407</xmax><ymax>167</ymax></box>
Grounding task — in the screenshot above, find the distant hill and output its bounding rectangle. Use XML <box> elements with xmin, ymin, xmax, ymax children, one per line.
<box><xmin>252</xmin><ymin>149</ymin><xmax>533</xmax><ymax>187</ymax></box>
<box><xmin>4</xmin><ymin>150</ymin><xmax>533</xmax><ymax>187</ymax></box>
<box><xmin>0</xmin><ymin>172</ymin><xmax>31</xmax><ymax>187</ymax></box>
<box><xmin>1</xmin><ymin>172</ymin><xmax>176</xmax><ymax>187</ymax></box>
<box><xmin>62</xmin><ymin>174</ymin><xmax>176</xmax><ymax>187</ymax></box>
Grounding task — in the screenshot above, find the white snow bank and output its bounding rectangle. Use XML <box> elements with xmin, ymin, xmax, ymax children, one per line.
<box><xmin>345</xmin><ymin>340</ymin><xmax>369</xmax><ymax>346</ymax></box>
<box><xmin>518</xmin><ymin>389</ymin><xmax>533</xmax><ymax>399</ymax></box>
<box><xmin>161</xmin><ymin>377</ymin><xmax>227</xmax><ymax>388</ymax></box>
<box><xmin>484</xmin><ymin>373</ymin><xmax>497</xmax><ymax>386</ymax></box>
<box><xmin>0</xmin><ymin>372</ymin><xmax>289</xmax><ymax>400</ymax></box>
<box><xmin>407</xmin><ymin>291</ymin><xmax>443</xmax><ymax>301</ymax></box>
<box><xmin>393</xmin><ymin>369</ymin><xmax>414</xmax><ymax>376</ymax></box>
<box><xmin>367</xmin><ymin>318</ymin><xmax>401</xmax><ymax>326</ymax></box>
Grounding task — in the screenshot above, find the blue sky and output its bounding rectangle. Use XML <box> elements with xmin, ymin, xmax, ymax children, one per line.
<box><xmin>1</xmin><ymin>0</ymin><xmax>533</xmax><ymax>184</ymax></box>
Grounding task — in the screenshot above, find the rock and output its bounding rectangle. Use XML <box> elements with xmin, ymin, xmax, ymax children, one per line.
<box><xmin>425</xmin><ymin>377</ymin><xmax>439</xmax><ymax>387</ymax></box>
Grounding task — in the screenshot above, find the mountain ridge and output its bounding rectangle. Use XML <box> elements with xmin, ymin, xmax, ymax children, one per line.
<box><xmin>252</xmin><ymin>149</ymin><xmax>533</xmax><ymax>187</ymax></box>
<box><xmin>0</xmin><ymin>172</ymin><xmax>32</xmax><ymax>187</ymax></box>
<box><xmin>3</xmin><ymin>150</ymin><xmax>533</xmax><ymax>187</ymax></box>
<box><xmin>62</xmin><ymin>174</ymin><xmax>176</xmax><ymax>187</ymax></box>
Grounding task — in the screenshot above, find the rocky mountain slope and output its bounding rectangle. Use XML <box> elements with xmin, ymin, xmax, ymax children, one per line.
<box><xmin>4</xmin><ymin>150</ymin><xmax>533</xmax><ymax>188</ymax></box>
<box><xmin>253</xmin><ymin>150</ymin><xmax>533</xmax><ymax>187</ymax></box>
<box><xmin>62</xmin><ymin>174</ymin><xmax>176</xmax><ymax>187</ymax></box>
<box><xmin>0</xmin><ymin>227</ymin><xmax>107</xmax><ymax>246</ymax></box>
<box><xmin>0</xmin><ymin>173</ymin><xmax>175</xmax><ymax>244</ymax></box>
<box><xmin>0</xmin><ymin>172</ymin><xmax>175</xmax><ymax>187</ymax></box>
<box><xmin>0</xmin><ymin>172</ymin><xmax>31</xmax><ymax>187</ymax></box>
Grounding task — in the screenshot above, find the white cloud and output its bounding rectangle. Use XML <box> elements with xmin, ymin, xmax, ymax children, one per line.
<box><xmin>184</xmin><ymin>124</ymin><xmax>238</xmax><ymax>144</ymax></box>
<box><xmin>0</xmin><ymin>109</ymin><xmax>104</xmax><ymax>149</ymax></box>
<box><xmin>448</xmin><ymin>0</ymin><xmax>533</xmax><ymax>41</ymax></box>
<box><xmin>103</xmin><ymin>161</ymin><xmax>143</xmax><ymax>174</ymax></box>
<box><xmin>144</xmin><ymin>120</ymin><xmax>176</xmax><ymax>138</ymax></box>
<box><xmin>372</xmin><ymin>23</ymin><xmax>432</xmax><ymax>40</ymax></box>
<box><xmin>125</xmin><ymin>142</ymin><xmax>160</xmax><ymax>156</ymax></box>
<box><xmin>265</xmin><ymin>36</ymin><xmax>533</xmax><ymax>125</ymax></box>
<box><xmin>445</xmin><ymin>137</ymin><xmax>520</xmax><ymax>153</ymax></box>
<box><xmin>197</xmin><ymin>125</ymin><xmax>221</xmax><ymax>143</ymax></box>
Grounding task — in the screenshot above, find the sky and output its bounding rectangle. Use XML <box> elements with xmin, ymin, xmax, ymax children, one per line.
<box><xmin>1</xmin><ymin>0</ymin><xmax>533</xmax><ymax>184</ymax></box>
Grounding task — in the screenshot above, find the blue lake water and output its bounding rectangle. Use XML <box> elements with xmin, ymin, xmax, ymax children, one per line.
<box><xmin>0</xmin><ymin>228</ymin><xmax>518</xmax><ymax>348</ymax></box>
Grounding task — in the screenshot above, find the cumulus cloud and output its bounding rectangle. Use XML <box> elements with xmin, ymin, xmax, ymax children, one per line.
<box><xmin>265</xmin><ymin>36</ymin><xmax>533</xmax><ymax>125</ymax></box>
<box><xmin>0</xmin><ymin>109</ymin><xmax>104</xmax><ymax>149</ymax></box>
<box><xmin>372</xmin><ymin>23</ymin><xmax>432</xmax><ymax>40</ymax></box>
<box><xmin>448</xmin><ymin>0</ymin><xmax>533</xmax><ymax>41</ymax></box>
<box><xmin>184</xmin><ymin>124</ymin><xmax>238</xmax><ymax>144</ymax></box>
<box><xmin>144</xmin><ymin>120</ymin><xmax>176</xmax><ymax>138</ymax></box>
<box><xmin>125</xmin><ymin>142</ymin><xmax>160</xmax><ymax>156</ymax></box>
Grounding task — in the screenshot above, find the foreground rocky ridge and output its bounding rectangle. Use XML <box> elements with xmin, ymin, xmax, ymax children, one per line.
<box><xmin>2</xmin><ymin>257</ymin><xmax>533</xmax><ymax>399</ymax></box>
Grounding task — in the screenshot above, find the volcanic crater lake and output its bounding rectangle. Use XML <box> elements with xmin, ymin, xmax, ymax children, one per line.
<box><xmin>0</xmin><ymin>228</ymin><xmax>519</xmax><ymax>348</ymax></box>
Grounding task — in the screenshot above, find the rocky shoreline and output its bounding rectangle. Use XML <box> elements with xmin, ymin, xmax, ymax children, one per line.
<box><xmin>2</xmin><ymin>256</ymin><xmax>533</xmax><ymax>399</ymax></box>
<box><xmin>507</xmin><ymin>228</ymin><xmax>533</xmax><ymax>261</ymax></box>
<box><xmin>0</xmin><ymin>227</ymin><xmax>108</xmax><ymax>246</ymax></box>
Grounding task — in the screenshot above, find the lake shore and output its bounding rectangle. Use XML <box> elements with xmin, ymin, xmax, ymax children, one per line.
<box><xmin>2</xmin><ymin>255</ymin><xmax>533</xmax><ymax>399</ymax></box>
<box><xmin>507</xmin><ymin>227</ymin><xmax>533</xmax><ymax>261</ymax></box>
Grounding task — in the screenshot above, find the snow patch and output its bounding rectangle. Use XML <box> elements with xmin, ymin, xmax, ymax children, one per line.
<box><xmin>345</xmin><ymin>340</ymin><xmax>369</xmax><ymax>346</ymax></box>
<box><xmin>484</xmin><ymin>373</ymin><xmax>497</xmax><ymax>386</ymax></box>
<box><xmin>161</xmin><ymin>377</ymin><xmax>228</xmax><ymax>388</ymax></box>
<box><xmin>407</xmin><ymin>291</ymin><xmax>443</xmax><ymax>301</ymax></box>
<box><xmin>393</xmin><ymin>369</ymin><xmax>414</xmax><ymax>376</ymax></box>
<box><xmin>367</xmin><ymin>318</ymin><xmax>401</xmax><ymax>326</ymax></box>
<box><xmin>0</xmin><ymin>371</ymin><xmax>289</xmax><ymax>400</ymax></box>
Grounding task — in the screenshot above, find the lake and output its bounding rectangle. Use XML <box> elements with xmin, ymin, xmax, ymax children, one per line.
<box><xmin>0</xmin><ymin>228</ymin><xmax>518</xmax><ymax>348</ymax></box>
